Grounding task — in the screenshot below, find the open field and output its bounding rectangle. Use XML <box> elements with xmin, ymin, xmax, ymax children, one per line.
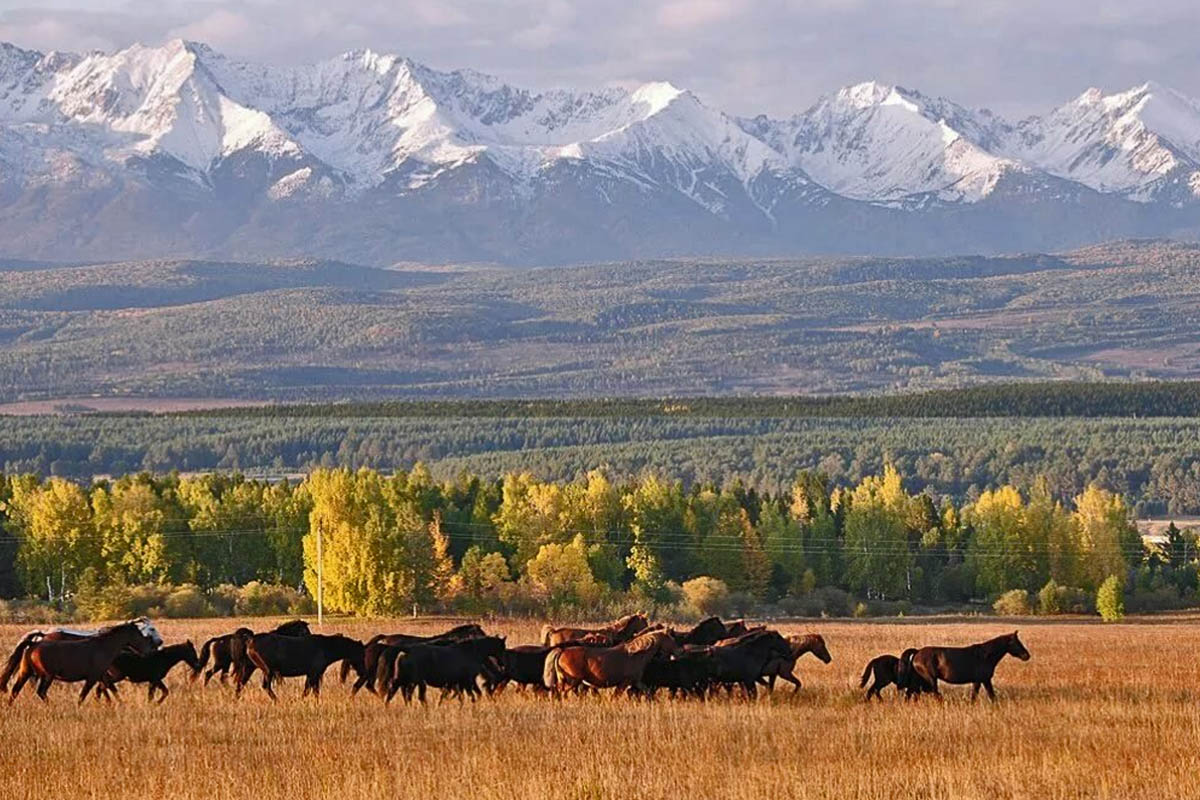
<box><xmin>3</xmin><ymin>616</ymin><xmax>1200</xmax><ymax>800</ymax></box>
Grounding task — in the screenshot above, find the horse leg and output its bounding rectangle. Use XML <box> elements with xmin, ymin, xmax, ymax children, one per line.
<box><xmin>155</xmin><ymin>681</ymin><xmax>170</xmax><ymax>704</ymax></box>
<box><xmin>982</xmin><ymin>678</ymin><xmax>997</xmax><ymax>702</ymax></box>
<box><xmin>970</xmin><ymin>682</ymin><xmax>981</xmax><ymax>702</ymax></box>
<box><xmin>34</xmin><ymin>675</ymin><xmax>53</xmax><ymax>702</ymax></box>
<box><xmin>778</xmin><ymin>672</ymin><xmax>802</xmax><ymax>694</ymax></box>
<box><xmin>78</xmin><ymin>678</ymin><xmax>97</xmax><ymax>705</ymax></box>
<box><xmin>262</xmin><ymin>674</ymin><xmax>278</xmax><ymax>701</ymax></box>
<box><xmin>8</xmin><ymin>664</ymin><xmax>35</xmax><ymax>704</ymax></box>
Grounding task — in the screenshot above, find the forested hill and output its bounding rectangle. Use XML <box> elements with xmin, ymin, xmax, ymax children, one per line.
<box><xmin>5</xmin><ymin>240</ymin><xmax>1200</xmax><ymax>401</ymax></box>
<box><xmin>182</xmin><ymin>381</ymin><xmax>1200</xmax><ymax>420</ymax></box>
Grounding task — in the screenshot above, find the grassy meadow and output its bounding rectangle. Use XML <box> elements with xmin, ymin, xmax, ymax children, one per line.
<box><xmin>2</xmin><ymin>616</ymin><xmax>1199</xmax><ymax>800</ymax></box>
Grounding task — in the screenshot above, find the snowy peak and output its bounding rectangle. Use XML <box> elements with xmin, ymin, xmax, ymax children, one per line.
<box><xmin>2</xmin><ymin>37</ymin><xmax>1200</xmax><ymax>222</ymax></box>
<box><xmin>1006</xmin><ymin>81</ymin><xmax>1200</xmax><ymax>200</ymax></box>
<box><xmin>755</xmin><ymin>81</ymin><xmax>1017</xmax><ymax>205</ymax></box>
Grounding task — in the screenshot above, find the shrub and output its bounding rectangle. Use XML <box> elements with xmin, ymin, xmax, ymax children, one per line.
<box><xmin>163</xmin><ymin>584</ymin><xmax>215</xmax><ymax>618</ymax></box>
<box><xmin>681</xmin><ymin>576</ymin><xmax>731</xmax><ymax>617</ymax></box>
<box><xmin>993</xmin><ymin>589</ymin><xmax>1032</xmax><ymax>616</ymax></box>
<box><xmin>853</xmin><ymin>602</ymin><xmax>869</xmax><ymax>618</ymax></box>
<box><xmin>1037</xmin><ymin>580</ymin><xmax>1062</xmax><ymax>614</ymax></box>
<box><xmin>208</xmin><ymin>584</ymin><xmax>240</xmax><ymax>616</ymax></box>
<box><xmin>236</xmin><ymin>581</ymin><xmax>307</xmax><ymax>616</ymax></box>
<box><xmin>1097</xmin><ymin>575</ymin><xmax>1125</xmax><ymax>622</ymax></box>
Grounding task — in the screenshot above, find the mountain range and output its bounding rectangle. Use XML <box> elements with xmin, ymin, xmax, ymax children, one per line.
<box><xmin>1</xmin><ymin>39</ymin><xmax>1199</xmax><ymax>265</ymax></box>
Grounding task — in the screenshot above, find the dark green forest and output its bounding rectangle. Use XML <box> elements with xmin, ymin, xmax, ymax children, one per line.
<box><xmin>3</xmin><ymin>382</ymin><xmax>1200</xmax><ymax>515</ymax></box>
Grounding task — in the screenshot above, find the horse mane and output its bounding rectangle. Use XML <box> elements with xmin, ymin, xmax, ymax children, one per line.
<box><xmin>787</xmin><ymin>633</ymin><xmax>823</xmax><ymax>655</ymax></box>
<box><xmin>622</xmin><ymin>630</ymin><xmax>669</xmax><ymax>654</ymax></box>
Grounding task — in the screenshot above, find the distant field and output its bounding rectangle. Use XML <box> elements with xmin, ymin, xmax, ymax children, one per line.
<box><xmin>2</xmin><ymin>615</ymin><xmax>1198</xmax><ymax>800</ymax></box>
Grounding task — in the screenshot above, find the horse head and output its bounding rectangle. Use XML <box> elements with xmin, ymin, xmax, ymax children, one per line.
<box><xmin>795</xmin><ymin>633</ymin><xmax>832</xmax><ymax>664</ymax></box>
<box><xmin>129</xmin><ymin>617</ymin><xmax>164</xmax><ymax>648</ymax></box>
<box><xmin>110</xmin><ymin>621</ymin><xmax>157</xmax><ymax>655</ymax></box>
<box><xmin>1007</xmin><ymin>631</ymin><xmax>1031</xmax><ymax>661</ymax></box>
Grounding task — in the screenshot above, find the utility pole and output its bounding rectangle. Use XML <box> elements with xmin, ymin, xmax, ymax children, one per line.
<box><xmin>316</xmin><ymin>519</ymin><xmax>324</xmax><ymax>628</ymax></box>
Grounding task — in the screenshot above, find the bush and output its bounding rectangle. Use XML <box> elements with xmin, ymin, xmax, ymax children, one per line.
<box><xmin>993</xmin><ymin>589</ymin><xmax>1032</xmax><ymax>616</ymax></box>
<box><xmin>681</xmin><ymin>576</ymin><xmax>731</xmax><ymax>617</ymax></box>
<box><xmin>1097</xmin><ymin>575</ymin><xmax>1125</xmax><ymax>622</ymax></box>
<box><xmin>1037</xmin><ymin>580</ymin><xmax>1062</xmax><ymax>614</ymax></box>
<box><xmin>786</xmin><ymin>586</ymin><xmax>852</xmax><ymax>617</ymax></box>
<box><xmin>852</xmin><ymin>602</ymin><xmax>869</xmax><ymax>618</ymax></box>
<box><xmin>163</xmin><ymin>584</ymin><xmax>215</xmax><ymax>618</ymax></box>
<box><xmin>208</xmin><ymin>584</ymin><xmax>240</xmax><ymax>616</ymax></box>
<box><xmin>236</xmin><ymin>581</ymin><xmax>311</xmax><ymax>616</ymax></box>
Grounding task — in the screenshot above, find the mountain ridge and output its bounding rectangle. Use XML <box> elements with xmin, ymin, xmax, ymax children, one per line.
<box><xmin>0</xmin><ymin>38</ymin><xmax>1197</xmax><ymax>264</ymax></box>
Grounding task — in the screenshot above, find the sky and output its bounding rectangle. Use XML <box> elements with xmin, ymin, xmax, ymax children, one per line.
<box><xmin>0</xmin><ymin>0</ymin><xmax>1195</xmax><ymax>118</ymax></box>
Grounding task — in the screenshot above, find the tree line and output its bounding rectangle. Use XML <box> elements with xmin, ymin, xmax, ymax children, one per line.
<box><xmin>177</xmin><ymin>381</ymin><xmax>1200</xmax><ymax>420</ymax></box>
<box><xmin>1</xmin><ymin>465</ymin><xmax>1194</xmax><ymax>619</ymax></box>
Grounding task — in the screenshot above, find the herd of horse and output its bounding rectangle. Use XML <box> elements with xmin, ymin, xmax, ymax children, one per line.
<box><xmin>0</xmin><ymin>613</ymin><xmax>1031</xmax><ymax>705</ymax></box>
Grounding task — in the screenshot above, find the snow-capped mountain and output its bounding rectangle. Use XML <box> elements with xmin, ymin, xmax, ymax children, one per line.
<box><xmin>0</xmin><ymin>38</ymin><xmax>1196</xmax><ymax>265</ymax></box>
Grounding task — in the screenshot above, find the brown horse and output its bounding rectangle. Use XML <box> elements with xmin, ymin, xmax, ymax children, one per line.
<box><xmin>542</xmin><ymin>629</ymin><xmax>678</xmax><ymax>695</ymax></box>
<box><xmin>907</xmin><ymin>631</ymin><xmax>1031</xmax><ymax>702</ymax></box>
<box><xmin>239</xmin><ymin>633</ymin><xmax>364</xmax><ymax>700</ymax></box>
<box><xmin>7</xmin><ymin>621</ymin><xmax>157</xmax><ymax>704</ymax></box>
<box><xmin>761</xmin><ymin>633</ymin><xmax>832</xmax><ymax>693</ymax></box>
<box><xmin>0</xmin><ymin>617</ymin><xmax>162</xmax><ymax>691</ymax></box>
<box><xmin>195</xmin><ymin>619</ymin><xmax>310</xmax><ymax>686</ymax></box>
<box><xmin>348</xmin><ymin>623</ymin><xmax>486</xmax><ymax>694</ymax></box>
<box><xmin>541</xmin><ymin>613</ymin><xmax>649</xmax><ymax>648</ymax></box>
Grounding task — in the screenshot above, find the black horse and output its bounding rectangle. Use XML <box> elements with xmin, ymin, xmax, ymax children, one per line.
<box><xmin>382</xmin><ymin>636</ymin><xmax>506</xmax><ymax>704</ymax></box>
<box><xmin>860</xmin><ymin>648</ymin><xmax>934</xmax><ymax>701</ymax></box>
<box><xmin>239</xmin><ymin>632</ymin><xmax>363</xmax><ymax>700</ymax></box>
<box><xmin>349</xmin><ymin>623</ymin><xmax>487</xmax><ymax>695</ymax></box>
<box><xmin>102</xmin><ymin>641</ymin><xmax>203</xmax><ymax>703</ymax></box>
<box><xmin>668</xmin><ymin>616</ymin><xmax>730</xmax><ymax>646</ymax></box>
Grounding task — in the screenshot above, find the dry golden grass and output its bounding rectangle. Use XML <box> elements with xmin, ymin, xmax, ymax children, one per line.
<box><xmin>3</xmin><ymin>615</ymin><xmax>1200</xmax><ymax>800</ymax></box>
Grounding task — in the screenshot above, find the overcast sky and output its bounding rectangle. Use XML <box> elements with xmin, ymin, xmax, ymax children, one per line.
<box><xmin>0</xmin><ymin>0</ymin><xmax>1194</xmax><ymax>117</ymax></box>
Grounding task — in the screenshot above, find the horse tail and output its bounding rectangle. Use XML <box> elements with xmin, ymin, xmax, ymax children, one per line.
<box><xmin>859</xmin><ymin>658</ymin><xmax>876</xmax><ymax>688</ymax></box>
<box><xmin>374</xmin><ymin>648</ymin><xmax>396</xmax><ymax>697</ymax></box>
<box><xmin>542</xmin><ymin>648</ymin><xmax>562</xmax><ymax>690</ymax></box>
<box><xmin>193</xmin><ymin>637</ymin><xmax>218</xmax><ymax>681</ymax></box>
<box><xmin>0</xmin><ymin>632</ymin><xmax>43</xmax><ymax>691</ymax></box>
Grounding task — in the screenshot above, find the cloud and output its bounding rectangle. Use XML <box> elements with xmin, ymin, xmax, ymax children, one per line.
<box><xmin>0</xmin><ymin>0</ymin><xmax>1196</xmax><ymax>117</ymax></box>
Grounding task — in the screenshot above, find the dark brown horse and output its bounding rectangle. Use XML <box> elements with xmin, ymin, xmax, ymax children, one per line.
<box><xmin>722</xmin><ymin>619</ymin><xmax>751</xmax><ymax>638</ymax></box>
<box><xmin>0</xmin><ymin>617</ymin><xmax>162</xmax><ymax>691</ymax></box>
<box><xmin>761</xmin><ymin>633</ymin><xmax>832</xmax><ymax>693</ymax></box>
<box><xmin>239</xmin><ymin>633</ymin><xmax>364</xmax><ymax>700</ymax></box>
<box><xmin>668</xmin><ymin>616</ymin><xmax>730</xmax><ymax>646</ymax></box>
<box><xmin>7</xmin><ymin>621</ymin><xmax>157</xmax><ymax>704</ymax></box>
<box><xmin>348</xmin><ymin>623</ymin><xmax>486</xmax><ymax>695</ymax></box>
<box><xmin>381</xmin><ymin>636</ymin><xmax>506</xmax><ymax>704</ymax></box>
<box><xmin>541</xmin><ymin>613</ymin><xmax>649</xmax><ymax>648</ymax></box>
<box><xmin>706</xmin><ymin>629</ymin><xmax>794</xmax><ymax>698</ymax></box>
<box><xmin>859</xmin><ymin>648</ymin><xmax>935</xmax><ymax>701</ymax></box>
<box><xmin>195</xmin><ymin>619</ymin><xmax>310</xmax><ymax>686</ymax></box>
<box><xmin>101</xmin><ymin>641</ymin><xmax>202</xmax><ymax>703</ymax></box>
<box><xmin>543</xmin><ymin>629</ymin><xmax>678</xmax><ymax>695</ymax></box>
<box><xmin>907</xmin><ymin>631</ymin><xmax>1031</xmax><ymax>702</ymax></box>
